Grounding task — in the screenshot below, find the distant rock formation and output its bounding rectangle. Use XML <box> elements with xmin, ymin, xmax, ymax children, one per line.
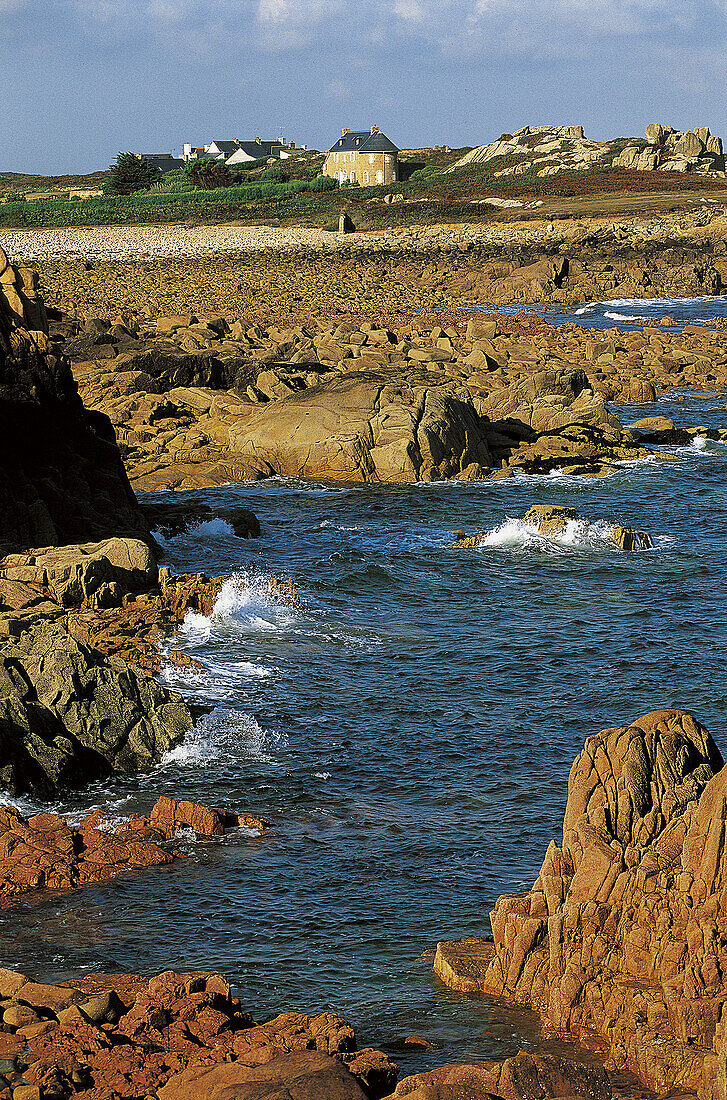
<box><xmin>447</xmin><ymin>123</ymin><xmax>725</xmax><ymax>179</ymax></box>
<box><xmin>614</xmin><ymin>123</ymin><xmax>724</xmax><ymax>174</ymax></box>
<box><xmin>434</xmin><ymin>710</ymin><xmax>727</xmax><ymax>1096</ymax></box>
<box><xmin>0</xmin><ymin>245</ymin><xmax>150</xmax><ymax>553</ymax></box>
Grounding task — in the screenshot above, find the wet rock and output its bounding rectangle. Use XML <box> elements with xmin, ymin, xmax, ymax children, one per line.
<box><xmin>0</xmin><ymin>796</ymin><xmax>265</xmax><ymax>906</ymax></box>
<box><xmin>436</xmin><ymin>709</ymin><xmax>727</xmax><ymax>1094</ymax></box>
<box><xmin>387</xmin><ymin>1051</ymin><xmax>610</xmax><ymax>1100</ymax></box>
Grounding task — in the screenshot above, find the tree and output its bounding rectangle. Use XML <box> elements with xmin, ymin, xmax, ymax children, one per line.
<box><xmin>104</xmin><ymin>153</ymin><xmax>158</xmax><ymax>196</ymax></box>
<box><xmin>187</xmin><ymin>159</ymin><xmax>234</xmax><ymax>190</ymax></box>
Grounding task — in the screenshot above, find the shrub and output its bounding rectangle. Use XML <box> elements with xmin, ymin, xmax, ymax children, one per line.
<box><xmin>104</xmin><ymin>152</ymin><xmax>158</xmax><ymax>195</ymax></box>
<box><xmin>187</xmin><ymin>159</ymin><xmax>234</xmax><ymax>190</ymax></box>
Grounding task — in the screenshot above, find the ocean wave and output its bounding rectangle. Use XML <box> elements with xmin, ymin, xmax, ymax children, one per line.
<box><xmin>475</xmin><ymin>516</ymin><xmax>654</xmax><ymax>553</ymax></box>
<box><xmin>161</xmin><ymin>707</ymin><xmax>285</xmax><ymax>769</ymax></box>
<box><xmin>181</xmin><ymin>572</ymin><xmax>300</xmax><ymax>640</ymax></box>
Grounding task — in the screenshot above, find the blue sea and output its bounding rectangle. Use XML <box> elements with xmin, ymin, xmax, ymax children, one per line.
<box><xmin>2</xmin><ymin>298</ymin><xmax>727</xmax><ymax>1077</ymax></box>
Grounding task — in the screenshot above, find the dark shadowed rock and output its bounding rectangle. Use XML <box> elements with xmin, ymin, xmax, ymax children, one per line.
<box><xmin>0</xmin><ymin>246</ymin><xmax>150</xmax><ymax>553</ymax></box>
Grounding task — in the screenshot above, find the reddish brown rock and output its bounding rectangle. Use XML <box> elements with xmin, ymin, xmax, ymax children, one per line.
<box><xmin>0</xmin><ymin>797</ymin><xmax>266</xmax><ymax>907</ymax></box>
<box><xmin>157</xmin><ymin>1051</ymin><xmax>369</xmax><ymax>1100</ymax></box>
<box><xmin>387</xmin><ymin>1051</ymin><xmax>610</xmax><ymax>1100</ymax></box>
<box><xmin>0</xmin><ymin>968</ymin><xmax>396</xmax><ymax>1100</ymax></box>
<box><xmin>436</xmin><ymin>710</ymin><xmax>727</xmax><ymax>1094</ymax></box>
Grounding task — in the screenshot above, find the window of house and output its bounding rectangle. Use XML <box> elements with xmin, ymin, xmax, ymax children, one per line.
<box><xmin>364</xmin><ymin>171</ymin><xmax>369</xmax><ymax>184</ymax></box>
<box><xmin>369</xmin><ymin>154</ymin><xmax>374</xmax><ymax>164</ymax></box>
<box><xmin>376</xmin><ymin>171</ymin><xmax>383</xmax><ymax>183</ymax></box>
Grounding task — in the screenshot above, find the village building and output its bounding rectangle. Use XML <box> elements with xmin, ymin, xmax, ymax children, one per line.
<box><xmin>183</xmin><ymin>138</ymin><xmax>293</xmax><ymax>164</ymax></box>
<box><xmin>139</xmin><ymin>153</ymin><xmax>182</xmax><ymax>176</ymax></box>
<box><xmin>323</xmin><ymin>127</ymin><xmax>399</xmax><ymax>185</ymax></box>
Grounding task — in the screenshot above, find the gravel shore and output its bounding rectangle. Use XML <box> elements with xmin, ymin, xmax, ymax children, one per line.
<box><xmin>3</xmin><ymin>207</ymin><xmax>726</xmax><ymax>265</ymax></box>
<box><xmin>0</xmin><ymin>224</ymin><xmax>339</xmax><ymax>262</ymax></box>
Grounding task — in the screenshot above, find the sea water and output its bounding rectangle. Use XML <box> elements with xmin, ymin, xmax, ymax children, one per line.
<box><xmin>2</xmin><ymin>336</ymin><xmax>727</xmax><ymax>1075</ymax></box>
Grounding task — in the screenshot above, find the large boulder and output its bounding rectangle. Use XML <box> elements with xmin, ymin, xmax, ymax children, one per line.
<box><xmin>0</xmin><ymin>537</ymin><xmax>157</xmax><ymax>608</ymax></box>
<box><xmin>387</xmin><ymin>1051</ymin><xmax>610</xmax><ymax>1100</ymax></box>
<box><xmin>158</xmin><ymin>1053</ymin><xmax>369</xmax><ymax>1100</ymax></box>
<box><xmin>226</xmin><ymin>373</ymin><xmax>492</xmax><ymax>482</ymax></box>
<box><xmin>0</xmin><ymin>246</ymin><xmax>150</xmax><ymax>553</ymax></box>
<box><xmin>0</xmin><ymin>616</ymin><xmax>192</xmax><ymax>796</ymax></box>
<box><xmin>435</xmin><ymin>710</ymin><xmax>727</xmax><ymax>1094</ymax></box>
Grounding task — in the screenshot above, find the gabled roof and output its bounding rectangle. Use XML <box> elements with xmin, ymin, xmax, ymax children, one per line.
<box><xmin>141</xmin><ymin>154</ymin><xmax>182</xmax><ymax>174</ymax></box>
<box><xmin>210</xmin><ymin>140</ymin><xmax>240</xmax><ymax>154</ymax></box>
<box><xmin>328</xmin><ymin>129</ymin><xmax>399</xmax><ymax>154</ymax></box>
<box><xmin>235</xmin><ymin>141</ymin><xmax>282</xmax><ymax>158</ymax></box>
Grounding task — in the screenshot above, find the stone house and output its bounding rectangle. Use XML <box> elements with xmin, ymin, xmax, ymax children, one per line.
<box><xmin>323</xmin><ymin>127</ymin><xmax>399</xmax><ymax>186</ymax></box>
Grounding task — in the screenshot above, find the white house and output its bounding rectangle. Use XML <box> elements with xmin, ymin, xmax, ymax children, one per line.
<box><xmin>183</xmin><ymin>139</ymin><xmax>293</xmax><ymax>164</ymax></box>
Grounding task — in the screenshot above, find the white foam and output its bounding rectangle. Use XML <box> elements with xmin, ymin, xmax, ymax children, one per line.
<box><xmin>161</xmin><ymin>708</ymin><xmax>284</xmax><ymax>769</ymax></box>
<box><xmin>186</xmin><ymin>518</ymin><xmax>237</xmax><ymax>539</ymax></box>
<box><xmin>475</xmin><ymin>516</ymin><xmax>653</xmax><ymax>553</ymax></box>
<box><xmin>692</xmin><ymin>434</ymin><xmax>708</xmax><ymax>451</ymax></box>
<box><xmin>180</xmin><ymin>573</ymin><xmax>299</xmax><ymax>639</ymax></box>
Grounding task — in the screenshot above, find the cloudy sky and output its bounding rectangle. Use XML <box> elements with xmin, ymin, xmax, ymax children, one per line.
<box><xmin>1</xmin><ymin>0</ymin><xmax>726</xmax><ymax>174</ymax></box>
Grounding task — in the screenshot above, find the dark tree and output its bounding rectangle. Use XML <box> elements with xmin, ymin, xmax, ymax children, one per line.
<box><xmin>187</xmin><ymin>159</ymin><xmax>234</xmax><ymax>190</ymax></box>
<box><xmin>103</xmin><ymin>153</ymin><xmax>158</xmax><ymax>195</ymax></box>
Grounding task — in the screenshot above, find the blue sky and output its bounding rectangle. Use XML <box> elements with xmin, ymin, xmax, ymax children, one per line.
<box><xmin>2</xmin><ymin>0</ymin><xmax>727</xmax><ymax>174</ymax></box>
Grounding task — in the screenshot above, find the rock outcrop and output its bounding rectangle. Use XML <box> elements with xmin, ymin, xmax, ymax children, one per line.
<box><xmin>447</xmin><ymin>123</ymin><xmax>725</xmax><ymax>180</ymax></box>
<box><xmin>434</xmin><ymin>710</ymin><xmax>727</xmax><ymax>1094</ymax></box>
<box><xmin>614</xmin><ymin>124</ymin><xmax>725</xmax><ymax>175</ymax></box>
<box><xmin>0</xmin><ymin>247</ymin><xmax>149</xmax><ymax>553</ymax></box>
<box><xmin>455</xmin><ymin>505</ymin><xmax>653</xmax><ymax>551</ymax></box>
<box><xmin>0</xmin><ymin>614</ymin><xmax>192</xmax><ymax>797</ymax></box>
<box><xmin>0</xmin><ymin>968</ymin><xmax>397</xmax><ymax>1099</ymax></box>
<box><xmin>0</xmin><ymin>797</ymin><xmax>266</xmax><ymax>907</ymax></box>
<box><xmin>66</xmin><ymin>313</ymin><xmax>669</xmax><ymax>489</ymax></box>
<box><xmin>386</xmin><ymin>1050</ymin><xmax>610</xmax><ymax>1100</ymax></box>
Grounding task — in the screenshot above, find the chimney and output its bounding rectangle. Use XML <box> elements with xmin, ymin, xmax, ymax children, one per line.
<box><xmin>342</xmin><ymin>128</ymin><xmax>350</xmax><ymax>136</ymax></box>
<box><xmin>370</xmin><ymin>125</ymin><xmax>380</xmax><ymax>134</ymax></box>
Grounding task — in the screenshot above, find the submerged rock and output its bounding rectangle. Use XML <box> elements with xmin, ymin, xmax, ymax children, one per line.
<box><xmin>454</xmin><ymin>505</ymin><xmax>653</xmax><ymax>551</ymax></box>
<box><xmin>0</xmin><ymin>797</ymin><xmax>266</xmax><ymax>906</ymax></box>
<box><xmin>435</xmin><ymin>709</ymin><xmax>727</xmax><ymax>1094</ymax></box>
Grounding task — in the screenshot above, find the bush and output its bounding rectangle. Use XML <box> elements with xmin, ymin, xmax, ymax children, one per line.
<box><xmin>104</xmin><ymin>152</ymin><xmax>158</xmax><ymax>195</ymax></box>
<box><xmin>187</xmin><ymin>159</ymin><xmax>234</xmax><ymax>190</ymax></box>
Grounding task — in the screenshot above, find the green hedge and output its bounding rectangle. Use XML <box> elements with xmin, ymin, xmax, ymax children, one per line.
<box><xmin>0</xmin><ymin>174</ymin><xmax>339</xmax><ymax>227</ymax></box>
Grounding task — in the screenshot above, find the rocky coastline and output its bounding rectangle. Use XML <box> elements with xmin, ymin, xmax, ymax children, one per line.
<box><xmin>434</xmin><ymin>708</ymin><xmax>727</xmax><ymax>1099</ymax></box>
<box><xmin>1</xmin><ymin>220</ymin><xmax>726</xmax><ymax>1100</ymax></box>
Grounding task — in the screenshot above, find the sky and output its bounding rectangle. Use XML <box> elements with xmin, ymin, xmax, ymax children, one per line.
<box><xmin>1</xmin><ymin>0</ymin><xmax>727</xmax><ymax>175</ymax></box>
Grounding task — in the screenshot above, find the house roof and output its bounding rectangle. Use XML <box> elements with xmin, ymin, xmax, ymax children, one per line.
<box><xmin>210</xmin><ymin>140</ymin><xmax>240</xmax><ymax>154</ymax></box>
<box><xmin>235</xmin><ymin>141</ymin><xmax>282</xmax><ymax>158</ymax></box>
<box><xmin>328</xmin><ymin>129</ymin><xmax>399</xmax><ymax>154</ymax></box>
<box><xmin>141</xmin><ymin>154</ymin><xmax>182</xmax><ymax>174</ymax></box>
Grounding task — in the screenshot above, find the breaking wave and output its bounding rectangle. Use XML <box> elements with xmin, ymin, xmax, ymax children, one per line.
<box><xmin>471</xmin><ymin>517</ymin><xmax>655</xmax><ymax>553</ymax></box>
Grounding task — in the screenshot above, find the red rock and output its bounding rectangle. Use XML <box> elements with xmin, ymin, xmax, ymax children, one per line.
<box><xmin>387</xmin><ymin>1051</ymin><xmax>609</xmax><ymax>1099</ymax></box>
<box><xmin>157</xmin><ymin>1051</ymin><xmax>369</xmax><ymax>1099</ymax></box>
<box><xmin>436</xmin><ymin>710</ymin><xmax>727</xmax><ymax>1095</ymax></box>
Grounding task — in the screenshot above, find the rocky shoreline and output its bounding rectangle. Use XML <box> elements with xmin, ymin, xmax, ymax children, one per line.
<box><xmin>434</xmin><ymin>708</ymin><xmax>727</xmax><ymax>1099</ymax></box>
<box><xmin>1</xmin><ymin>224</ymin><xmax>726</xmax><ymax>1100</ymax></box>
<box><xmin>4</xmin><ymin>207</ymin><xmax>727</xmax><ymax>322</ymax></box>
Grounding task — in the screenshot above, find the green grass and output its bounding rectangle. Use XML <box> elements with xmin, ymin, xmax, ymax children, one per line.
<box><xmin>0</xmin><ymin>175</ymin><xmax>339</xmax><ymax>228</ymax></box>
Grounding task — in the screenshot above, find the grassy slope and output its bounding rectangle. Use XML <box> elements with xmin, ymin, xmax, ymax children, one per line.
<box><xmin>1</xmin><ymin>145</ymin><xmax>726</xmax><ymax>230</ymax></box>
